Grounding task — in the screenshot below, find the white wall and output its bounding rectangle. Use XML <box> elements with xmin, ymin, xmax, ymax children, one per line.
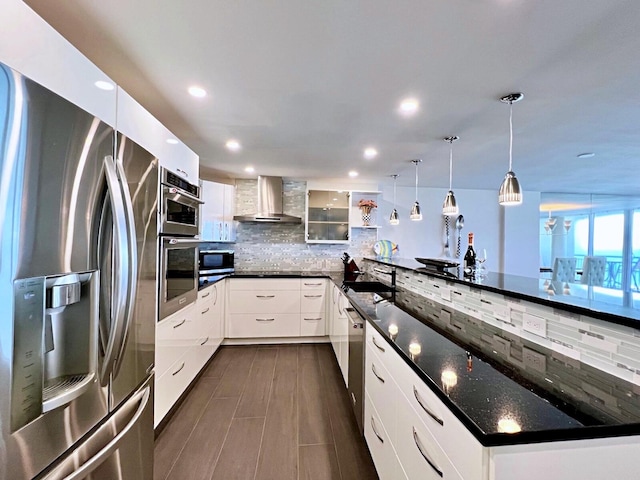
<box><xmin>378</xmin><ymin>185</ymin><xmax>540</xmax><ymax>276</ymax></box>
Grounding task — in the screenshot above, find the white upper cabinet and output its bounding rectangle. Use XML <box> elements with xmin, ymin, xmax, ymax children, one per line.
<box><xmin>116</xmin><ymin>89</ymin><xmax>199</xmax><ymax>180</ymax></box>
<box><xmin>0</xmin><ymin>0</ymin><xmax>117</xmax><ymax>126</ymax></box>
<box><xmin>200</xmin><ymin>180</ymin><xmax>236</xmax><ymax>242</ymax></box>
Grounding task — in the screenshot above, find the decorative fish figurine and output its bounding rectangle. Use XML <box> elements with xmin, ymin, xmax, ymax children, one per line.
<box><xmin>373</xmin><ymin>240</ymin><xmax>399</xmax><ymax>257</ymax></box>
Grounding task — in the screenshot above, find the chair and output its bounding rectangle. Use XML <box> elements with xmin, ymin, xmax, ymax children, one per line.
<box><xmin>552</xmin><ymin>257</ymin><xmax>577</xmax><ymax>283</ymax></box>
<box><xmin>580</xmin><ymin>256</ymin><xmax>607</xmax><ymax>286</ymax></box>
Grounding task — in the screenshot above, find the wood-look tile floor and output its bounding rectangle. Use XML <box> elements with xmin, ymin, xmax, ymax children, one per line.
<box><xmin>154</xmin><ymin>344</ymin><xmax>379</xmax><ymax>480</ymax></box>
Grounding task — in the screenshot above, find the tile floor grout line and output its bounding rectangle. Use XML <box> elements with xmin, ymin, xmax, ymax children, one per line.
<box><xmin>208</xmin><ymin>347</ymin><xmax>258</xmax><ymax>480</ymax></box>
<box><xmin>252</xmin><ymin>346</ymin><xmax>279</xmax><ymax>480</ymax></box>
<box><xmin>161</xmin><ymin>375</ymin><xmax>225</xmax><ymax>480</ymax></box>
<box><xmin>317</xmin><ymin>345</ymin><xmax>345</xmax><ymax>480</ymax></box>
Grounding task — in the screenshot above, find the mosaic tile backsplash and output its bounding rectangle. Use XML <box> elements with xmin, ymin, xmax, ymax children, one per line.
<box><xmin>202</xmin><ymin>179</ymin><xmax>378</xmax><ymax>271</ymax></box>
<box><xmin>363</xmin><ymin>259</ymin><xmax>640</xmax><ymax>386</ymax></box>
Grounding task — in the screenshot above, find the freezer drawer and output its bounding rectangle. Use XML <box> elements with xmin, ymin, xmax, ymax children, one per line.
<box><xmin>38</xmin><ymin>376</ymin><xmax>154</xmax><ymax>480</ymax></box>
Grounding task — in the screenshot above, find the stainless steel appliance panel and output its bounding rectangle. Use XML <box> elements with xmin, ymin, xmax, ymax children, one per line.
<box><xmin>109</xmin><ymin>134</ymin><xmax>157</xmax><ymax>411</ymax></box>
<box><xmin>159</xmin><ymin>237</ymin><xmax>199</xmax><ymax>320</ymax></box>
<box><xmin>0</xmin><ymin>61</ymin><xmax>154</xmax><ymax>480</ymax></box>
<box><xmin>347</xmin><ymin>307</ymin><xmax>365</xmax><ymax>434</ymax></box>
<box><xmin>159</xmin><ymin>167</ymin><xmax>202</xmax><ymax>236</ymax></box>
<box><xmin>38</xmin><ymin>376</ymin><xmax>154</xmax><ymax>480</ymax></box>
<box><xmin>198</xmin><ymin>249</ymin><xmax>234</xmax><ymax>275</ymax></box>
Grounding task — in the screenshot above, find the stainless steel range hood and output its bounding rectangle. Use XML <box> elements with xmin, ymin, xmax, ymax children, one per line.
<box><xmin>233</xmin><ymin>176</ymin><xmax>302</xmax><ymax>223</ymax></box>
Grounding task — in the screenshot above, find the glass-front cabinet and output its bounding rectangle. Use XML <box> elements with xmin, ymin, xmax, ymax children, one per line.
<box><xmin>306</xmin><ymin>190</ymin><xmax>350</xmax><ymax>243</ymax></box>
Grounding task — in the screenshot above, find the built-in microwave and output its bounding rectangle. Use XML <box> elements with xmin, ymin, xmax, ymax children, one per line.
<box><xmin>199</xmin><ymin>249</ymin><xmax>234</xmax><ymax>275</ymax></box>
<box><xmin>159</xmin><ymin>167</ymin><xmax>202</xmax><ymax>236</ymax></box>
<box><xmin>159</xmin><ymin>237</ymin><xmax>199</xmax><ymax>320</ymax></box>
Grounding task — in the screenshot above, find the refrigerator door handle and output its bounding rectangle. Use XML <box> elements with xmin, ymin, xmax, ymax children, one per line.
<box><xmin>100</xmin><ymin>155</ymin><xmax>131</xmax><ymax>384</ymax></box>
<box><xmin>111</xmin><ymin>157</ymin><xmax>139</xmax><ymax>378</ymax></box>
<box><xmin>42</xmin><ymin>385</ymin><xmax>151</xmax><ymax>480</ymax></box>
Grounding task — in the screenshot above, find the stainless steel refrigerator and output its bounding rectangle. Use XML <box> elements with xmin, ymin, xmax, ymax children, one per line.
<box><xmin>0</xmin><ymin>61</ymin><xmax>156</xmax><ymax>479</ymax></box>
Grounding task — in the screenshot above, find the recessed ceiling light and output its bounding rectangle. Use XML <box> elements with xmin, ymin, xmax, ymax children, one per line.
<box><xmin>364</xmin><ymin>147</ymin><xmax>378</xmax><ymax>159</ymax></box>
<box><xmin>94</xmin><ymin>80</ymin><xmax>115</xmax><ymax>91</ymax></box>
<box><xmin>577</xmin><ymin>152</ymin><xmax>595</xmax><ymax>159</ymax></box>
<box><xmin>399</xmin><ymin>97</ymin><xmax>419</xmax><ymax>116</ymax></box>
<box><xmin>166</xmin><ymin>138</ymin><xmax>179</xmax><ymax>145</ymax></box>
<box><xmin>244</xmin><ymin>166</ymin><xmax>255</xmax><ymax>173</ymax></box>
<box><xmin>348</xmin><ymin>170</ymin><xmax>358</xmax><ymax>178</ymax></box>
<box><xmin>226</xmin><ymin>139</ymin><xmax>241</xmax><ymax>151</ymax></box>
<box><xmin>188</xmin><ymin>85</ymin><xmax>207</xmax><ymax>98</ymax></box>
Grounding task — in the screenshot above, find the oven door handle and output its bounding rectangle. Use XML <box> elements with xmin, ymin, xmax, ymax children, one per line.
<box><xmin>166</xmin><ymin>237</ymin><xmax>202</xmax><ymax>245</ymax></box>
<box><xmin>163</xmin><ymin>185</ymin><xmax>204</xmax><ymax>204</ymax></box>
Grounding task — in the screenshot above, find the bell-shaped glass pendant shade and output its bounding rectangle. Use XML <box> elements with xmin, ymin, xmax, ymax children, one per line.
<box><xmin>442</xmin><ymin>190</ymin><xmax>458</xmax><ymax>216</ymax></box>
<box><xmin>498</xmin><ymin>171</ymin><xmax>522</xmax><ymax>206</ymax></box>
<box><xmin>410</xmin><ymin>201</ymin><xmax>422</xmax><ymax>221</ymax></box>
<box><xmin>389</xmin><ymin>208</ymin><xmax>399</xmax><ymax>225</ymax></box>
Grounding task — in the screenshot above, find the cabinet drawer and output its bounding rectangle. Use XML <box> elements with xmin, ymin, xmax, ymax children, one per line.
<box><xmin>198</xmin><ymin>283</ymin><xmax>220</xmax><ymax>304</ymax></box>
<box><xmin>386</xmin><ymin>345</ymin><xmax>484</xmax><ymax>480</ymax></box>
<box><xmin>154</xmin><ymin>349</ymin><xmax>197</xmax><ymax>427</ymax></box>
<box><xmin>365</xmin><ymin>342</ymin><xmax>398</xmax><ymax>436</ymax></box>
<box><xmin>228</xmin><ymin>313</ymin><xmax>301</xmax><ymax>338</ymax></box>
<box><xmin>396</xmin><ymin>401</ymin><xmax>463</xmax><ymax>480</ymax></box>
<box><xmin>230</xmin><ymin>278</ymin><xmax>300</xmax><ymax>291</ymax></box>
<box><xmin>301</xmin><ymin>291</ymin><xmax>326</xmax><ymax>312</ymax></box>
<box><xmin>365</xmin><ymin>393</ymin><xmax>405</xmax><ymax>480</ymax></box>
<box><xmin>300</xmin><ymin>314</ymin><xmax>326</xmax><ymax>336</ymax></box>
<box><xmin>155</xmin><ymin>305</ymin><xmax>197</xmax><ymax>375</ymax></box>
<box><xmin>300</xmin><ymin>279</ymin><xmax>326</xmax><ymax>291</ymax></box>
<box><xmin>229</xmin><ymin>290</ymin><xmax>301</xmax><ymax>314</ymax></box>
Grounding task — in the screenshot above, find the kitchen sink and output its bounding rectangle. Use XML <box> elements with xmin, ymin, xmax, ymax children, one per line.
<box><xmin>343</xmin><ymin>281</ymin><xmax>395</xmax><ymax>293</ymax></box>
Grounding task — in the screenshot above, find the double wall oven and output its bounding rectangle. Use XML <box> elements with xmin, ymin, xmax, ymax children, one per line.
<box><xmin>159</xmin><ymin>168</ymin><xmax>202</xmax><ymax>320</ymax></box>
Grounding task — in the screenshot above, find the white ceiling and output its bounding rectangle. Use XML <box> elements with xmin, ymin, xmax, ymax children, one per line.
<box><xmin>24</xmin><ymin>0</ymin><xmax>640</xmax><ymax>194</ymax></box>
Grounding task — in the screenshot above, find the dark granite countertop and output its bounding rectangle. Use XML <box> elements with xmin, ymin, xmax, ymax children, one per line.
<box><xmin>365</xmin><ymin>257</ymin><xmax>640</xmax><ymax>330</ymax></box>
<box><xmin>344</xmin><ymin>286</ymin><xmax>640</xmax><ymax>446</ymax></box>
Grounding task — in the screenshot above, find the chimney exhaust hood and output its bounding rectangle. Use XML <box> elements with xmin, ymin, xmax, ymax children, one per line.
<box><xmin>233</xmin><ymin>176</ymin><xmax>302</xmax><ymax>223</ymax></box>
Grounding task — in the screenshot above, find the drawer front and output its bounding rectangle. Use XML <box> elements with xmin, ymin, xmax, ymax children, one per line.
<box><xmin>365</xmin><ymin>393</ymin><xmax>405</xmax><ymax>480</ymax></box>
<box><xmin>228</xmin><ymin>313</ymin><xmax>301</xmax><ymax>338</ymax></box>
<box><xmin>301</xmin><ymin>291</ymin><xmax>326</xmax><ymax>312</ymax></box>
<box><xmin>154</xmin><ymin>349</ymin><xmax>197</xmax><ymax>427</ymax></box>
<box><xmin>230</xmin><ymin>278</ymin><xmax>301</xmax><ymax>291</ymax></box>
<box><xmin>300</xmin><ymin>313</ymin><xmax>326</xmax><ymax>336</ymax></box>
<box><xmin>229</xmin><ymin>290</ymin><xmax>301</xmax><ymax>314</ymax></box>
<box><xmin>300</xmin><ymin>279</ymin><xmax>326</xmax><ymax>291</ymax></box>
<box><xmin>396</xmin><ymin>401</ymin><xmax>463</xmax><ymax>480</ymax></box>
<box><xmin>365</xmin><ymin>342</ymin><xmax>398</xmax><ymax>436</ymax></box>
<box><xmin>197</xmin><ymin>283</ymin><xmax>220</xmax><ymax>303</ymax></box>
<box><xmin>386</xmin><ymin>345</ymin><xmax>484</xmax><ymax>480</ymax></box>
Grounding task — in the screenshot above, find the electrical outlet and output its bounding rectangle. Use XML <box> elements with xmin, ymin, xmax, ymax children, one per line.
<box><xmin>523</xmin><ymin>346</ymin><xmax>547</xmax><ymax>373</ymax></box>
<box><xmin>440</xmin><ymin>309</ymin><xmax>451</xmax><ymax>324</ymax></box>
<box><xmin>522</xmin><ymin>312</ymin><xmax>547</xmax><ymax>337</ymax></box>
<box><xmin>440</xmin><ymin>288</ymin><xmax>452</xmax><ymax>301</ymax></box>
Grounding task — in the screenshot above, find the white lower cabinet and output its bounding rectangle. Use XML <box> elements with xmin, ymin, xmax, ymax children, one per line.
<box><xmin>155</xmin><ymin>281</ymin><xmax>225</xmax><ymax>427</ymax></box>
<box><xmin>228</xmin><ymin>313</ymin><xmax>301</xmax><ymax>337</ymax></box>
<box><xmin>364</xmin><ymin>393</ymin><xmax>406</xmax><ymax>480</ymax></box>
<box><xmin>300</xmin><ymin>279</ymin><xmax>327</xmax><ymax>336</ymax></box>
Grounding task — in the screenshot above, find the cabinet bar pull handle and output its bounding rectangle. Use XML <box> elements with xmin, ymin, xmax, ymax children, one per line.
<box><xmin>256</xmin><ymin>318</ymin><xmax>275</xmax><ymax>322</ymax></box>
<box><xmin>304</xmin><ymin>294</ymin><xmax>322</xmax><ymax>298</ymax></box>
<box><xmin>304</xmin><ymin>282</ymin><xmax>322</xmax><ymax>286</ymax></box>
<box><xmin>370</xmin><ymin>417</ymin><xmax>384</xmax><ymax>443</ymax></box>
<box><xmin>172</xmin><ymin>362</ymin><xmax>186</xmax><ymax>376</ymax></box>
<box><xmin>256</xmin><ymin>295</ymin><xmax>275</xmax><ymax>299</ymax></box>
<box><xmin>201</xmin><ymin>307</ymin><xmax>210</xmax><ymax>314</ymax></box>
<box><xmin>176</xmin><ymin>168</ymin><xmax>188</xmax><ymax>177</ymax></box>
<box><xmin>173</xmin><ymin>319</ymin><xmax>187</xmax><ymax>329</ymax></box>
<box><xmin>372</xmin><ymin>336</ymin><xmax>386</xmax><ymax>353</ymax></box>
<box><xmin>412</xmin><ymin>427</ymin><xmax>443</xmax><ymax>477</ymax></box>
<box><xmin>413</xmin><ymin>386</ymin><xmax>444</xmax><ymax>426</ymax></box>
<box><xmin>304</xmin><ymin>317</ymin><xmax>322</xmax><ymax>321</ymax></box>
<box><xmin>200</xmin><ymin>337</ymin><xmax>209</xmax><ymax>346</ymax></box>
<box><xmin>202</xmin><ymin>291</ymin><xmax>210</xmax><ymax>298</ymax></box>
<box><xmin>371</xmin><ymin>363</ymin><xmax>385</xmax><ymax>383</ymax></box>
<box><xmin>373</xmin><ymin>268</ymin><xmax>389</xmax><ymax>274</ymax></box>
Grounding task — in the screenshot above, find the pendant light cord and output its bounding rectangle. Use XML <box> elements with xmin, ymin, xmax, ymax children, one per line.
<box><xmin>393</xmin><ymin>176</ymin><xmax>397</xmax><ymax>206</ymax></box>
<box><xmin>448</xmin><ymin>142</ymin><xmax>453</xmax><ymax>190</ymax></box>
<box><xmin>414</xmin><ymin>162</ymin><xmax>419</xmax><ymax>201</ymax></box>
<box><xmin>508</xmin><ymin>101</ymin><xmax>514</xmax><ymax>172</ymax></box>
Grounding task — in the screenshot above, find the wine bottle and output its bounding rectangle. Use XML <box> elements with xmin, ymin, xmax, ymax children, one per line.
<box><xmin>463</xmin><ymin>232</ymin><xmax>476</xmax><ymax>274</ymax></box>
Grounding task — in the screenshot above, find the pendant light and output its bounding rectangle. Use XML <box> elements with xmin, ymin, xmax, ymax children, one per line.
<box><xmin>410</xmin><ymin>159</ymin><xmax>422</xmax><ymax>221</ymax></box>
<box><xmin>498</xmin><ymin>92</ymin><xmax>524</xmax><ymax>206</ymax></box>
<box><xmin>389</xmin><ymin>174</ymin><xmax>399</xmax><ymax>225</ymax></box>
<box><xmin>442</xmin><ymin>136</ymin><xmax>459</xmax><ymax>216</ymax></box>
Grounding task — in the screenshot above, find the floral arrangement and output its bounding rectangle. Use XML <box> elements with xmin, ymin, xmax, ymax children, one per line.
<box><xmin>357</xmin><ymin>199</ymin><xmax>377</xmax><ymax>209</ymax></box>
